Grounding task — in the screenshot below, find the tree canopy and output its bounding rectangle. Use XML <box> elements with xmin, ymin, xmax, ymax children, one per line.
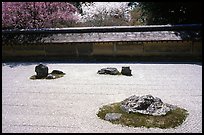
<box><xmin>2</xmin><ymin>2</ymin><xmax>79</xmax><ymax>29</ymax></box>
<box><xmin>129</xmin><ymin>2</ymin><xmax>202</xmax><ymax>25</ymax></box>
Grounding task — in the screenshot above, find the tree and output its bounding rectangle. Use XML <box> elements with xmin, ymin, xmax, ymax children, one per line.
<box><xmin>69</xmin><ymin>2</ymin><xmax>93</xmax><ymax>14</ymax></box>
<box><xmin>2</xmin><ymin>2</ymin><xmax>79</xmax><ymax>29</ymax></box>
<box><xmin>77</xmin><ymin>2</ymin><xmax>130</xmax><ymax>27</ymax></box>
<box><xmin>129</xmin><ymin>2</ymin><xmax>202</xmax><ymax>25</ymax></box>
<box><xmin>129</xmin><ymin>6</ymin><xmax>145</xmax><ymax>25</ymax></box>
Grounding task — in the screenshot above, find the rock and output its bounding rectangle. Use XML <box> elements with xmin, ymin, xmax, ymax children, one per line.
<box><xmin>46</xmin><ymin>74</ymin><xmax>55</xmax><ymax>79</ymax></box>
<box><xmin>121</xmin><ymin>66</ymin><xmax>132</xmax><ymax>76</ymax></box>
<box><xmin>51</xmin><ymin>70</ymin><xmax>64</xmax><ymax>74</ymax></box>
<box><xmin>104</xmin><ymin>113</ymin><xmax>122</xmax><ymax>121</ymax></box>
<box><xmin>120</xmin><ymin>94</ymin><xmax>176</xmax><ymax>116</ymax></box>
<box><xmin>97</xmin><ymin>67</ymin><xmax>119</xmax><ymax>75</ymax></box>
<box><xmin>35</xmin><ymin>64</ymin><xmax>48</xmax><ymax>79</ymax></box>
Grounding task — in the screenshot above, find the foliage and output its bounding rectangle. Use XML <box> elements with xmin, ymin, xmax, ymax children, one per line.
<box><xmin>97</xmin><ymin>102</ymin><xmax>188</xmax><ymax>129</ymax></box>
<box><xmin>69</xmin><ymin>2</ymin><xmax>93</xmax><ymax>14</ymax></box>
<box><xmin>129</xmin><ymin>6</ymin><xmax>146</xmax><ymax>25</ymax></box>
<box><xmin>77</xmin><ymin>3</ymin><xmax>130</xmax><ymax>27</ymax></box>
<box><xmin>80</xmin><ymin>9</ymin><xmax>130</xmax><ymax>26</ymax></box>
<box><xmin>2</xmin><ymin>2</ymin><xmax>79</xmax><ymax>29</ymax></box>
<box><xmin>134</xmin><ymin>2</ymin><xmax>202</xmax><ymax>24</ymax></box>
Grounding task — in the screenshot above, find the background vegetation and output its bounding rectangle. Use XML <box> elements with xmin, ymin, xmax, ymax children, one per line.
<box><xmin>2</xmin><ymin>2</ymin><xmax>202</xmax><ymax>29</ymax></box>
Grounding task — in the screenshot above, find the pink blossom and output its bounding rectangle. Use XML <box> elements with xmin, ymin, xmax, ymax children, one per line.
<box><xmin>2</xmin><ymin>2</ymin><xmax>79</xmax><ymax>29</ymax></box>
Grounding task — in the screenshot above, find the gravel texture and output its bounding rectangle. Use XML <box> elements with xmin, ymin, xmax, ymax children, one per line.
<box><xmin>2</xmin><ymin>62</ymin><xmax>202</xmax><ymax>133</ymax></box>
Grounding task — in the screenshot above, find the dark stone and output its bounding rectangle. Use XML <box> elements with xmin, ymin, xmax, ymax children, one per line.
<box><xmin>35</xmin><ymin>64</ymin><xmax>48</xmax><ymax>79</ymax></box>
<box><xmin>121</xmin><ymin>66</ymin><xmax>132</xmax><ymax>76</ymax></box>
<box><xmin>97</xmin><ymin>67</ymin><xmax>119</xmax><ymax>75</ymax></box>
<box><xmin>120</xmin><ymin>94</ymin><xmax>177</xmax><ymax>116</ymax></box>
<box><xmin>135</xmin><ymin>95</ymin><xmax>155</xmax><ymax>110</ymax></box>
<box><xmin>51</xmin><ymin>70</ymin><xmax>64</xmax><ymax>74</ymax></box>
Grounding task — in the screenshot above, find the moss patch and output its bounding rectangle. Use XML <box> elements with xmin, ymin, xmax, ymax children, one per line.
<box><xmin>30</xmin><ymin>73</ymin><xmax>65</xmax><ymax>80</ymax></box>
<box><xmin>97</xmin><ymin>102</ymin><xmax>188</xmax><ymax>129</ymax></box>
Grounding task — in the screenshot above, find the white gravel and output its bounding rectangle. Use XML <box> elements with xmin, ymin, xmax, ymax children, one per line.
<box><xmin>2</xmin><ymin>62</ymin><xmax>202</xmax><ymax>133</ymax></box>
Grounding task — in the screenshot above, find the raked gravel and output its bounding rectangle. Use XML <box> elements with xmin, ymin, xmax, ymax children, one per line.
<box><xmin>2</xmin><ymin>62</ymin><xmax>202</xmax><ymax>133</ymax></box>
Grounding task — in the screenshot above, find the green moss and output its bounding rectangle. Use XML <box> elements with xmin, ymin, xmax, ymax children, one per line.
<box><xmin>30</xmin><ymin>73</ymin><xmax>65</xmax><ymax>80</ymax></box>
<box><xmin>97</xmin><ymin>102</ymin><xmax>188</xmax><ymax>129</ymax></box>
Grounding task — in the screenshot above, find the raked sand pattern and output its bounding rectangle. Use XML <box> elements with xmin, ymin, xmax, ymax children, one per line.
<box><xmin>2</xmin><ymin>62</ymin><xmax>202</xmax><ymax>133</ymax></box>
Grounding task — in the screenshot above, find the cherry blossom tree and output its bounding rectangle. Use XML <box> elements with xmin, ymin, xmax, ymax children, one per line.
<box><xmin>77</xmin><ymin>2</ymin><xmax>131</xmax><ymax>27</ymax></box>
<box><xmin>2</xmin><ymin>2</ymin><xmax>79</xmax><ymax>29</ymax></box>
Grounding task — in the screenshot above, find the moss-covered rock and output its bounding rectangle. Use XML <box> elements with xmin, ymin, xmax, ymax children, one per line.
<box><xmin>97</xmin><ymin>102</ymin><xmax>188</xmax><ymax>129</ymax></box>
<box><xmin>30</xmin><ymin>70</ymin><xmax>65</xmax><ymax>80</ymax></box>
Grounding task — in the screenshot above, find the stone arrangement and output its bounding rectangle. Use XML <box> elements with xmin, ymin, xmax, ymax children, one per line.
<box><xmin>46</xmin><ymin>74</ymin><xmax>56</xmax><ymax>79</ymax></box>
<box><xmin>97</xmin><ymin>66</ymin><xmax>132</xmax><ymax>76</ymax></box>
<box><xmin>120</xmin><ymin>94</ymin><xmax>177</xmax><ymax>116</ymax></box>
<box><xmin>35</xmin><ymin>64</ymin><xmax>49</xmax><ymax>79</ymax></box>
<box><xmin>104</xmin><ymin>113</ymin><xmax>122</xmax><ymax>121</ymax></box>
<box><xmin>97</xmin><ymin>67</ymin><xmax>120</xmax><ymax>75</ymax></box>
<box><xmin>51</xmin><ymin>70</ymin><xmax>64</xmax><ymax>74</ymax></box>
<box><xmin>121</xmin><ymin>66</ymin><xmax>132</xmax><ymax>76</ymax></box>
<box><xmin>33</xmin><ymin>64</ymin><xmax>64</xmax><ymax>79</ymax></box>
